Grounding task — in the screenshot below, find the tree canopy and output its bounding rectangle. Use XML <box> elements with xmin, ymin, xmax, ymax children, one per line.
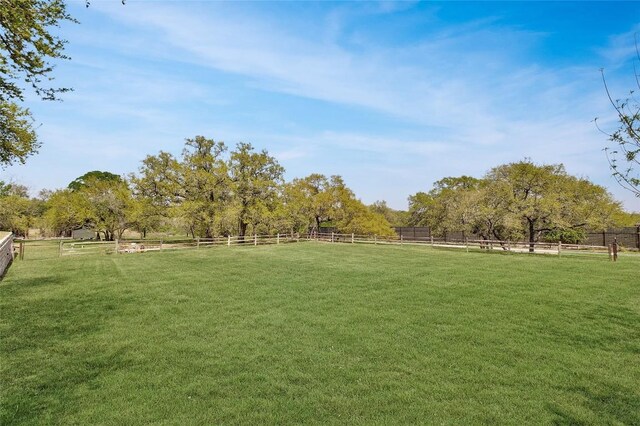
<box><xmin>2</xmin><ymin>139</ymin><xmax>632</xmax><ymax>243</ymax></box>
<box><xmin>0</xmin><ymin>0</ymin><xmax>76</xmax><ymax>166</ymax></box>
<box><xmin>408</xmin><ymin>160</ymin><xmax>623</xmax><ymax>249</ymax></box>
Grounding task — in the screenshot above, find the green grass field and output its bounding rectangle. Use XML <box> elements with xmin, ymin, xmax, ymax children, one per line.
<box><xmin>1</xmin><ymin>242</ymin><xmax>639</xmax><ymax>424</ymax></box>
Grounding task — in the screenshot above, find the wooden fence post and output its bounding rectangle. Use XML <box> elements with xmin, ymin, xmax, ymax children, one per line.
<box><xmin>227</xmin><ymin>235</ymin><xmax>231</xmax><ymax>246</ymax></box>
<box><xmin>331</xmin><ymin>232</ymin><xmax>334</xmax><ymax>243</ymax></box>
<box><xmin>159</xmin><ymin>240</ymin><xmax>163</xmax><ymax>251</ymax></box>
<box><xmin>254</xmin><ymin>234</ymin><xmax>257</xmax><ymax>246</ymax></box>
<box><xmin>465</xmin><ymin>237</ymin><xmax>469</xmax><ymax>253</ymax></box>
<box><xmin>431</xmin><ymin>236</ymin><xmax>434</xmax><ymax>246</ymax></box>
<box><xmin>400</xmin><ymin>234</ymin><xmax>403</xmax><ymax>245</ymax></box>
<box><xmin>115</xmin><ymin>239</ymin><xmax>119</xmax><ymax>254</ymax></box>
<box><xmin>558</xmin><ymin>241</ymin><xmax>562</xmax><ymax>256</ymax></box>
<box><xmin>374</xmin><ymin>235</ymin><xmax>377</xmax><ymax>245</ymax></box>
<box><xmin>351</xmin><ymin>233</ymin><xmax>354</xmax><ymax>243</ymax></box>
<box><xmin>59</xmin><ymin>240</ymin><xmax>63</xmax><ymax>257</ymax></box>
<box><xmin>19</xmin><ymin>241</ymin><xmax>24</xmax><ymax>260</ymax></box>
<box><xmin>196</xmin><ymin>237</ymin><xmax>200</xmax><ymax>249</ymax></box>
<box><xmin>277</xmin><ymin>233</ymin><xmax>280</xmax><ymax>244</ymax></box>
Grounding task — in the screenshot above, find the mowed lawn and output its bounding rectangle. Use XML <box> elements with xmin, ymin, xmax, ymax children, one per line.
<box><xmin>1</xmin><ymin>243</ymin><xmax>639</xmax><ymax>424</ymax></box>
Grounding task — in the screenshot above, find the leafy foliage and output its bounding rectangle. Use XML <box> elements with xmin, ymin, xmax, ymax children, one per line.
<box><xmin>408</xmin><ymin>161</ymin><xmax>622</xmax><ymax>248</ymax></box>
<box><xmin>0</xmin><ymin>0</ymin><xmax>76</xmax><ymax>166</ymax></box>
<box><xmin>0</xmin><ymin>101</ymin><xmax>39</xmax><ymax>165</ymax></box>
<box><xmin>598</xmin><ymin>38</ymin><xmax>640</xmax><ymax>197</ymax></box>
<box><xmin>68</xmin><ymin>170</ymin><xmax>122</xmax><ymax>191</ymax></box>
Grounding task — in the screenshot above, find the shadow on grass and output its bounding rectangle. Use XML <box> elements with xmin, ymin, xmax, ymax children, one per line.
<box><xmin>1</xmin><ymin>279</ymin><xmax>137</xmax><ymax>425</ymax></box>
<box><xmin>1</xmin><ymin>344</ymin><xmax>137</xmax><ymax>425</ymax></box>
<box><xmin>548</xmin><ymin>382</ymin><xmax>640</xmax><ymax>425</ymax></box>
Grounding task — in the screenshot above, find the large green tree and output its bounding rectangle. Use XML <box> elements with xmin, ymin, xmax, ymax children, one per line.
<box><xmin>0</xmin><ymin>181</ymin><xmax>42</xmax><ymax>236</ymax></box>
<box><xmin>1</xmin><ymin>0</ymin><xmax>76</xmax><ymax>166</ymax></box>
<box><xmin>409</xmin><ymin>161</ymin><xmax>622</xmax><ymax>251</ymax></box>
<box><xmin>228</xmin><ymin>142</ymin><xmax>284</xmax><ymax>239</ymax></box>
<box><xmin>368</xmin><ymin>200</ymin><xmax>409</xmax><ymax>226</ymax></box>
<box><xmin>178</xmin><ymin>137</ymin><xmax>230</xmax><ymax>238</ymax></box>
<box><xmin>44</xmin><ymin>188</ymin><xmax>93</xmax><ymax>236</ymax></box>
<box><xmin>132</xmin><ymin>137</ymin><xmax>232</xmax><ymax>238</ymax></box>
<box><xmin>68</xmin><ymin>170</ymin><xmax>122</xmax><ymax>191</ymax></box>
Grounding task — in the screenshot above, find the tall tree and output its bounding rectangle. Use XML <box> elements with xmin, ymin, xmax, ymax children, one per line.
<box><xmin>81</xmin><ymin>176</ymin><xmax>135</xmax><ymax>241</ymax></box>
<box><xmin>0</xmin><ymin>181</ymin><xmax>40</xmax><ymax>236</ymax></box>
<box><xmin>486</xmin><ymin>161</ymin><xmax>620</xmax><ymax>251</ymax></box>
<box><xmin>369</xmin><ymin>200</ymin><xmax>409</xmax><ymax>226</ymax></box>
<box><xmin>132</xmin><ymin>137</ymin><xmax>231</xmax><ymax>238</ymax></box>
<box><xmin>68</xmin><ymin>170</ymin><xmax>122</xmax><ymax>191</ymax></box>
<box><xmin>228</xmin><ymin>142</ymin><xmax>284</xmax><ymax>239</ymax></box>
<box><xmin>0</xmin><ymin>101</ymin><xmax>38</xmax><ymax>165</ymax></box>
<box><xmin>1</xmin><ymin>0</ymin><xmax>76</xmax><ymax>166</ymax></box>
<box><xmin>44</xmin><ymin>188</ymin><xmax>93</xmax><ymax>237</ymax></box>
<box><xmin>180</xmin><ymin>136</ymin><xmax>229</xmax><ymax>238</ymax></box>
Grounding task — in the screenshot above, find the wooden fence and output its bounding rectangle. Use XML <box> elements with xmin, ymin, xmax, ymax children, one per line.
<box><xmin>57</xmin><ymin>233</ymin><xmax>301</xmax><ymax>257</ymax></box>
<box><xmin>392</xmin><ymin>227</ymin><xmax>640</xmax><ymax>250</ymax></box>
<box><xmin>11</xmin><ymin>231</ymin><xmax>626</xmax><ymax>261</ymax></box>
<box><xmin>314</xmin><ymin>232</ymin><xmax>613</xmax><ymax>256</ymax></box>
<box><xmin>0</xmin><ymin>232</ymin><xmax>14</xmax><ymax>277</ymax></box>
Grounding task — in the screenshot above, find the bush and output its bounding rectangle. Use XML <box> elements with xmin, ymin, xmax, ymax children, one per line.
<box><xmin>542</xmin><ymin>228</ymin><xmax>586</xmax><ymax>244</ymax></box>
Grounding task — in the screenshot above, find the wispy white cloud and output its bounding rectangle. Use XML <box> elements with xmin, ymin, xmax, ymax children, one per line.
<box><xmin>4</xmin><ymin>2</ymin><xmax>640</xmax><ymax>211</ymax></box>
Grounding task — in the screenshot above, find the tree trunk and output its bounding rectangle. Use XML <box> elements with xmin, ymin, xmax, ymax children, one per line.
<box><xmin>239</xmin><ymin>220</ymin><xmax>248</xmax><ymax>243</ymax></box>
<box><xmin>528</xmin><ymin>219</ymin><xmax>535</xmax><ymax>253</ymax></box>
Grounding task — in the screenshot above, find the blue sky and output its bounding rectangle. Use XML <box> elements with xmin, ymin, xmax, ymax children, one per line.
<box><xmin>3</xmin><ymin>1</ymin><xmax>640</xmax><ymax>211</ymax></box>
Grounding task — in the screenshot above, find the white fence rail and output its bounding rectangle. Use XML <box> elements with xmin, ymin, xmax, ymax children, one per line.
<box><xmin>14</xmin><ymin>232</ymin><xmax>619</xmax><ymax>260</ymax></box>
<box><xmin>59</xmin><ymin>233</ymin><xmax>301</xmax><ymax>256</ymax></box>
<box><xmin>0</xmin><ymin>233</ymin><xmax>14</xmax><ymax>277</ymax></box>
<box><xmin>314</xmin><ymin>232</ymin><xmax>612</xmax><ymax>256</ymax></box>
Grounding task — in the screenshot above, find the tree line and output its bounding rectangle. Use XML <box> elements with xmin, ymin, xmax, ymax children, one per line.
<box><xmin>1</xmin><ymin>136</ymin><xmax>638</xmax><ymax>243</ymax></box>
<box><xmin>0</xmin><ymin>136</ymin><xmax>396</xmax><ymax>240</ymax></box>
